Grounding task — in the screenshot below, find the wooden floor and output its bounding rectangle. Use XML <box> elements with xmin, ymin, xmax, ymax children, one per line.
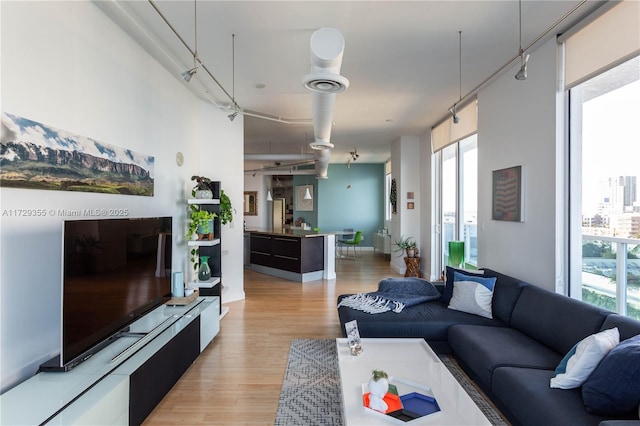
<box><xmin>143</xmin><ymin>251</ymin><xmax>402</xmax><ymax>425</ymax></box>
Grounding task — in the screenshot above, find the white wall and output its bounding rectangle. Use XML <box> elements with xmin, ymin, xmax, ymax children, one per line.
<box><xmin>0</xmin><ymin>1</ymin><xmax>244</xmax><ymax>392</ymax></box>
<box><xmin>477</xmin><ymin>38</ymin><xmax>559</xmax><ymax>290</ymax></box>
<box><xmin>419</xmin><ymin>131</ymin><xmax>438</xmax><ymax>280</ymax></box>
<box><xmin>242</xmin><ymin>174</ymin><xmax>270</xmax><ymax>230</ymax></box>
<box><xmin>390</xmin><ymin>136</ymin><xmax>422</xmax><ymax>274</ymax></box>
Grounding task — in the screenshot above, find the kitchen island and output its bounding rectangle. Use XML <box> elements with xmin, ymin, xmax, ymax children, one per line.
<box><xmin>247</xmin><ymin>229</ymin><xmax>336</xmax><ymax>282</ymax></box>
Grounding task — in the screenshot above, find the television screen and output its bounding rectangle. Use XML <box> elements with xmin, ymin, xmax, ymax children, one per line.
<box><xmin>53</xmin><ymin>216</ymin><xmax>172</xmax><ymax>370</ymax></box>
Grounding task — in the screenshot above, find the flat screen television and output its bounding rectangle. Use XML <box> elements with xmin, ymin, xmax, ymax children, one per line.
<box><xmin>40</xmin><ymin>216</ymin><xmax>173</xmax><ymax>372</ymax></box>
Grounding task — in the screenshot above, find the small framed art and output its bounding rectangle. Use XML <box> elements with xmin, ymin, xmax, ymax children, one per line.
<box><xmin>492</xmin><ymin>165</ymin><xmax>524</xmax><ymax>222</ymax></box>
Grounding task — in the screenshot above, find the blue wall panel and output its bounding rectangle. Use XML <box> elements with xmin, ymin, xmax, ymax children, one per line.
<box><xmin>317</xmin><ymin>163</ymin><xmax>385</xmax><ymax>245</ymax></box>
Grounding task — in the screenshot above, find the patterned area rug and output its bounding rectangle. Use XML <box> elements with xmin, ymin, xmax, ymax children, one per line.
<box><xmin>275</xmin><ymin>338</ymin><xmax>508</xmax><ymax>426</ymax></box>
<box><xmin>275</xmin><ymin>339</ymin><xmax>344</xmax><ymax>425</ymax></box>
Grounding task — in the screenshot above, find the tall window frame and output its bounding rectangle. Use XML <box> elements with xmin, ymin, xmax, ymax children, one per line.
<box><xmin>431</xmin><ymin>100</ymin><xmax>479</xmax><ymax>276</ymax></box>
<box><xmin>440</xmin><ymin>135</ymin><xmax>478</xmax><ymax>270</ymax></box>
<box><xmin>561</xmin><ymin>0</ymin><xmax>640</xmax><ymax>318</ymax></box>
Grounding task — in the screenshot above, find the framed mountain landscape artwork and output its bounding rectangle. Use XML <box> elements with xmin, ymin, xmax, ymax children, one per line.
<box><xmin>0</xmin><ymin>112</ymin><xmax>154</xmax><ymax>196</ymax></box>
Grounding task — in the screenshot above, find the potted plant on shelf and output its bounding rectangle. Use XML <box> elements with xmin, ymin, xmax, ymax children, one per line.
<box><xmin>191</xmin><ymin>175</ymin><xmax>214</xmax><ymax>199</ymax></box>
<box><xmin>187</xmin><ymin>208</ymin><xmax>218</xmax><ymax>241</ymax></box>
<box><xmin>394</xmin><ymin>235</ymin><xmax>418</xmax><ymax>258</ymax></box>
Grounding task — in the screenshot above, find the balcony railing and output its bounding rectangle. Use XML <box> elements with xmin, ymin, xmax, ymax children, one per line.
<box><xmin>582</xmin><ymin>234</ymin><xmax>640</xmax><ymax>319</ymax></box>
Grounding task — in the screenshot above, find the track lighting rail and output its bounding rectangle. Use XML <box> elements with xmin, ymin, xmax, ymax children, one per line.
<box><xmin>446</xmin><ymin>0</ymin><xmax>588</xmax><ymax>114</ymax></box>
<box><xmin>148</xmin><ymin>0</ymin><xmax>236</xmax><ymax>105</ymax></box>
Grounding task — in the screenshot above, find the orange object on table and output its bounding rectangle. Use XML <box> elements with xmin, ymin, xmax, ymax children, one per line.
<box><xmin>363</xmin><ymin>392</ymin><xmax>403</xmax><ymax>413</ymax></box>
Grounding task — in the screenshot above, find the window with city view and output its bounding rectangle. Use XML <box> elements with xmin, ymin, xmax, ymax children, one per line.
<box><xmin>571</xmin><ymin>55</ymin><xmax>640</xmax><ymax>319</ymax></box>
<box><xmin>442</xmin><ymin>134</ymin><xmax>478</xmax><ymax>268</ymax></box>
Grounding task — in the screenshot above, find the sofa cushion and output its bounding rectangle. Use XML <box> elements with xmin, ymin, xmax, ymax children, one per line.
<box><xmin>550</xmin><ymin>327</ymin><xmax>619</xmax><ymax>389</ymax></box>
<box><xmin>582</xmin><ymin>334</ymin><xmax>640</xmax><ymax>416</ymax></box>
<box><xmin>600</xmin><ymin>314</ymin><xmax>640</xmax><ymax>340</ymax></box>
<box><xmin>337</xmin><ymin>296</ymin><xmax>504</xmax><ymax>343</ymax></box>
<box><xmin>441</xmin><ymin>266</ymin><xmax>485</xmax><ymax>303</ymax></box>
<box><xmin>447</xmin><ymin>272</ymin><xmax>496</xmax><ymax>319</ymax></box>
<box><xmin>480</xmin><ymin>268</ymin><xmax>528</xmax><ymax>324</ymax></box>
<box><xmin>509</xmin><ymin>285</ymin><xmax>610</xmax><ymax>354</ymax></box>
<box><xmin>449</xmin><ymin>324</ymin><xmax>562</xmax><ymax>389</ymax></box>
<box><xmin>492</xmin><ymin>367</ymin><xmax>617</xmax><ymax>426</ymax></box>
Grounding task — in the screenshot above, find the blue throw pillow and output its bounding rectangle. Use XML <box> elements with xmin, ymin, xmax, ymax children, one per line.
<box><xmin>555</xmin><ymin>342</ymin><xmax>578</xmax><ymax>375</ymax></box>
<box><xmin>582</xmin><ymin>334</ymin><xmax>640</xmax><ymax>415</ymax></box>
<box><xmin>441</xmin><ymin>266</ymin><xmax>486</xmax><ymax>303</ymax></box>
<box><xmin>447</xmin><ymin>271</ymin><xmax>497</xmax><ymax>319</ymax></box>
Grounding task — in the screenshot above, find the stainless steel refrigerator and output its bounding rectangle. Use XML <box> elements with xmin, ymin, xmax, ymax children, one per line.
<box><xmin>269</xmin><ymin>198</ymin><xmax>285</xmax><ymax>231</ymax></box>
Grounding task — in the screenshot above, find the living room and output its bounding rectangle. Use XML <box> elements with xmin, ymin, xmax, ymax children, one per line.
<box><xmin>1</xmin><ymin>0</ymin><xmax>639</xmax><ymax>424</ymax></box>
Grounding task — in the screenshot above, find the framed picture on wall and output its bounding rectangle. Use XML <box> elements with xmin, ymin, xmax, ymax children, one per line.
<box><xmin>492</xmin><ymin>165</ymin><xmax>524</xmax><ymax>222</ymax></box>
<box><xmin>295</xmin><ymin>185</ymin><xmax>314</xmax><ymax>211</ymax></box>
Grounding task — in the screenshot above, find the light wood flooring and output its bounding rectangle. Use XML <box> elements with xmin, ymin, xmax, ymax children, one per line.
<box><xmin>143</xmin><ymin>251</ymin><xmax>403</xmax><ymax>425</ymax></box>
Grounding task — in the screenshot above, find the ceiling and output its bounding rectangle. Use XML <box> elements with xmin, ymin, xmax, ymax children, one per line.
<box><xmin>97</xmin><ymin>0</ymin><xmax>602</xmax><ymax>175</ymax></box>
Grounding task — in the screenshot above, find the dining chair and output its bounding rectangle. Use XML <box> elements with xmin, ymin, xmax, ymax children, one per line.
<box><xmin>337</xmin><ymin>228</ymin><xmax>354</xmax><ymax>257</ymax></box>
<box><xmin>339</xmin><ymin>231</ymin><xmax>363</xmax><ymax>259</ymax></box>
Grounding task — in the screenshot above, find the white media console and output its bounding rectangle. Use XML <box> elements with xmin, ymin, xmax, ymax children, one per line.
<box><xmin>0</xmin><ymin>296</ymin><xmax>220</xmax><ymax>425</ymax></box>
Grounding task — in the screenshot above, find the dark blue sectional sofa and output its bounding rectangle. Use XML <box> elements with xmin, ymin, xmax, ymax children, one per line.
<box><xmin>337</xmin><ymin>267</ymin><xmax>640</xmax><ymax>426</ymax></box>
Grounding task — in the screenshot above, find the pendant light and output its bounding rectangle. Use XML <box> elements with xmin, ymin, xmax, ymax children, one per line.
<box><xmin>182</xmin><ymin>0</ymin><xmax>198</xmax><ymax>82</ymax></box>
<box><xmin>515</xmin><ymin>0</ymin><xmax>530</xmax><ymax>81</ymax></box>
<box><xmin>267</xmin><ymin>190</ymin><xmax>273</xmax><ymax>201</ymax></box>
<box><xmin>303</xmin><ymin>135</ymin><xmax>313</xmax><ymax>200</ymax></box>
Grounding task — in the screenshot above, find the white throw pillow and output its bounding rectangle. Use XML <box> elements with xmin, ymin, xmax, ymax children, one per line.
<box><xmin>447</xmin><ymin>272</ymin><xmax>496</xmax><ymax>319</ymax></box>
<box><xmin>550</xmin><ymin>327</ymin><xmax>620</xmax><ymax>389</ymax></box>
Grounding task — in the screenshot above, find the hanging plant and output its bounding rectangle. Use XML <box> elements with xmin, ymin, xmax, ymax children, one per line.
<box><xmin>219</xmin><ymin>190</ymin><xmax>235</xmax><ymax>225</ymax></box>
<box><xmin>390</xmin><ymin>178</ymin><xmax>397</xmax><ymax>214</ymax></box>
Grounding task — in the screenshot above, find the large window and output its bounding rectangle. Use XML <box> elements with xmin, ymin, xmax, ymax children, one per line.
<box><xmin>441</xmin><ymin>134</ymin><xmax>478</xmax><ymax>269</ymax></box>
<box><xmin>569</xmin><ymin>56</ymin><xmax>640</xmax><ymax>319</ymax></box>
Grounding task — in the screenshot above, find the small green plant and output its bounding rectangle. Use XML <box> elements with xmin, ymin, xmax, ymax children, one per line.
<box><xmin>371</xmin><ymin>369</ymin><xmax>388</xmax><ymax>381</ymax></box>
<box><xmin>186</xmin><ymin>208</ymin><xmax>218</xmax><ymax>240</ymax></box>
<box><xmin>187</xmin><ymin>208</ymin><xmax>218</xmax><ymax>271</ymax></box>
<box><xmin>191</xmin><ymin>175</ymin><xmax>213</xmax><ymax>195</ymax></box>
<box><xmin>393</xmin><ymin>235</ymin><xmax>416</xmax><ymax>256</ymax></box>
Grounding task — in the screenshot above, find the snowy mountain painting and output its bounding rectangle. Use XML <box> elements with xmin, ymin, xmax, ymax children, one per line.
<box><xmin>0</xmin><ymin>113</ymin><xmax>154</xmax><ymax>196</ymax></box>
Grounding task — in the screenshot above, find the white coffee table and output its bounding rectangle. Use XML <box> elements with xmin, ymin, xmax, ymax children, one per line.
<box><xmin>336</xmin><ymin>338</ymin><xmax>492</xmax><ymax>425</ymax></box>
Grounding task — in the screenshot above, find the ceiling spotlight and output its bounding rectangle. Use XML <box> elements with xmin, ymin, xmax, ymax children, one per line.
<box><xmin>449</xmin><ymin>105</ymin><xmax>460</xmax><ymax>124</ymax></box>
<box><xmin>182</xmin><ymin>0</ymin><xmax>199</xmax><ymax>83</ymax></box>
<box><xmin>515</xmin><ymin>50</ymin><xmax>530</xmax><ymax>81</ymax></box>
<box><xmin>182</xmin><ymin>67</ymin><xmax>197</xmax><ymax>82</ymax></box>
<box><xmin>228</xmin><ymin>111</ymin><xmax>238</xmax><ymax>121</ymax></box>
<box><xmin>515</xmin><ymin>0</ymin><xmax>530</xmax><ymax>81</ymax></box>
